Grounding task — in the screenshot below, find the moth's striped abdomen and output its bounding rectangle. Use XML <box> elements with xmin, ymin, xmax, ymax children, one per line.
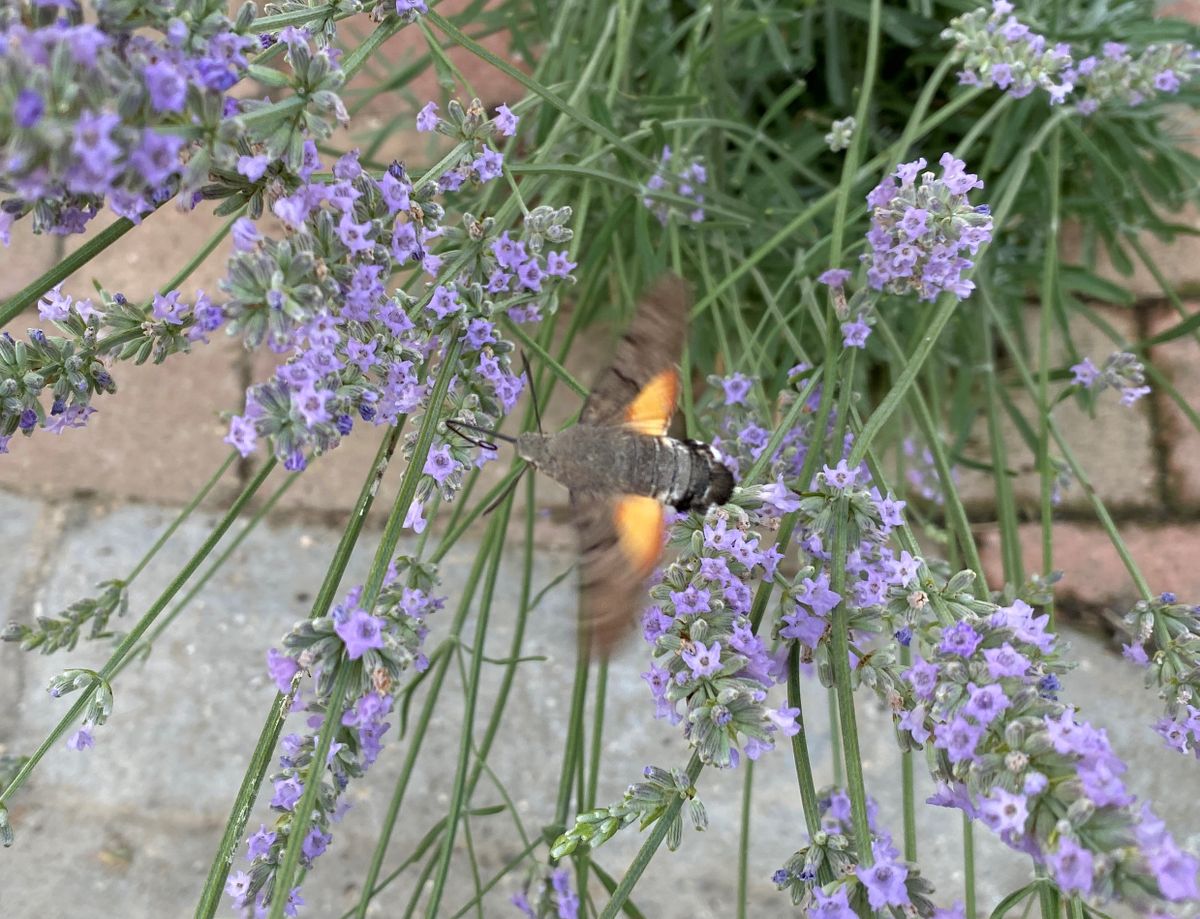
<box><xmin>666</xmin><ymin>438</ymin><xmax>735</xmax><ymax>512</ymax></box>
<box><xmin>610</xmin><ymin>432</ymin><xmax>734</xmax><ymax>513</ymax></box>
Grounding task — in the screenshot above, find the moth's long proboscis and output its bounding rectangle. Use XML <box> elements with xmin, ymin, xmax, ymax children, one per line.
<box><xmin>445</xmin><ymin>418</ymin><xmax>515</xmax><ymax>451</ymax></box>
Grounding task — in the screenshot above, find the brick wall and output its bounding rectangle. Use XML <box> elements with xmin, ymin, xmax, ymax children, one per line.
<box><xmin>3</xmin><ymin>3</ymin><xmax>1199</xmax><ymax>641</ymax></box>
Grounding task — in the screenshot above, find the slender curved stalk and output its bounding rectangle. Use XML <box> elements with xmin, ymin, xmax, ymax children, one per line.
<box><xmin>964</xmin><ymin>813</ymin><xmax>977</xmax><ymax>919</ymax></box>
<box><xmin>736</xmin><ymin>761</ymin><xmax>753</xmax><ymax>919</ymax></box>
<box><xmin>128</xmin><ymin>452</ymin><xmax>237</xmax><ymax>585</ymax></box>
<box><xmin>424</xmin><ymin>503</ymin><xmax>512</xmax><ymax>916</ymax></box>
<box><xmin>825</xmin><ymin>494</ymin><xmax>874</xmax><ymax>857</ymax></box>
<box><xmin>900</xmin><ymin>645</ymin><xmax>917</xmax><ymax>863</ymax></box>
<box><xmin>786</xmin><ymin>645</ymin><xmax>823</xmax><ymax>841</ymax></box>
<box><xmin>1039</xmin><ymin>130</ymin><xmax>1062</xmax><ymax>626</ymax></box>
<box><xmin>554</xmin><ymin>630</ymin><xmax>592</xmax><ymax>825</ymax></box>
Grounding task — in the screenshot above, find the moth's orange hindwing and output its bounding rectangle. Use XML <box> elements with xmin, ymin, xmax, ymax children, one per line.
<box><xmin>613</xmin><ymin>495</ymin><xmax>665</xmax><ymax>577</ymax></box>
<box><xmin>622</xmin><ymin>368</ymin><xmax>679</xmax><ymax>436</ymax></box>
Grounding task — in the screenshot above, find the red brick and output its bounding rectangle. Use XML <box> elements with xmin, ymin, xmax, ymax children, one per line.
<box><xmin>1060</xmin><ymin>207</ymin><xmax>1200</xmax><ymax>301</ymax></box>
<box><xmin>341</xmin><ymin>0</ymin><xmax>527</xmax><ymax>111</ymax></box>
<box><xmin>1058</xmin><ymin>89</ymin><xmax>1200</xmax><ymax>299</ymax></box>
<box><xmin>1</xmin><ymin>206</ymin><xmax>246</xmax><ymax>505</ymax></box>
<box><xmin>979</xmin><ymin>521</ymin><xmax>1200</xmax><ymax>607</ymax></box>
<box><xmin>59</xmin><ymin>205</ymin><xmax>236</xmax><ymax>302</ymax></box>
<box><xmin>1</xmin><ymin>218</ymin><xmax>58</xmax><ymax>304</ymax></box>
<box><xmin>332</xmin><ymin>3</ymin><xmax>528</xmax><ymax>168</ymax></box>
<box><xmin>1159</xmin><ymin>0</ymin><xmax>1200</xmax><ymax>24</ymax></box>
<box><xmin>0</xmin><ymin>336</ymin><xmax>245</xmax><ymax>506</ymax></box>
<box><xmin>0</xmin><ymin>4</ymin><xmax>532</xmax><ymax>511</ymax></box>
<box><xmin>1147</xmin><ymin>302</ymin><xmax>1200</xmax><ymax>508</ymax></box>
<box><xmin>336</xmin><ymin>0</ymin><xmax>528</xmax><ymax>168</ymax></box>
<box><xmin>955</xmin><ymin>306</ymin><xmax>1156</xmax><ymax>514</ymax></box>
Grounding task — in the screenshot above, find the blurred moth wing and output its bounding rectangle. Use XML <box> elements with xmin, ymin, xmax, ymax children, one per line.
<box><xmin>564</xmin><ymin>275</ymin><xmax>733</xmax><ymax>655</ymax></box>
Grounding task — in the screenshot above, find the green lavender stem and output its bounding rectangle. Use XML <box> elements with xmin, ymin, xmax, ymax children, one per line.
<box><xmin>267</xmin><ymin>340</ymin><xmax>464</xmax><ymax>917</ymax></box>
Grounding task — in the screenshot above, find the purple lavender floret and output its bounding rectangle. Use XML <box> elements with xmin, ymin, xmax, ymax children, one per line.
<box><xmin>642</xmin><ymin>145</ymin><xmax>708</xmax><ymax>225</ymax></box>
<box><xmin>942</xmin><ymin>3</ymin><xmax>1074</xmax><ymax>103</ymax></box>
<box><xmin>773</xmin><ymin>787</ymin><xmax>940</xmax><ymax>911</ymax></box>
<box><xmin>237</xmin><ymin>558</ymin><xmax>445</xmax><ymax>916</ymax></box>
<box><xmin>213</xmin><ymin>132</ymin><xmax>572</xmax><ymax>480</ymax></box>
<box><xmin>894</xmin><ymin>575</ymin><xmax>1198</xmax><ymax>908</ymax></box>
<box><xmin>1125</xmin><ymin>594</ymin><xmax>1200</xmax><ymax>763</ymax></box>
<box><xmin>1</xmin><ymin>282</ymin><xmax>231</xmax><ymax>451</ymax></box>
<box><xmin>863</xmin><ymin>153</ymin><xmax>993</xmax><ymax>302</ymax></box>
<box><xmin>0</xmin><ymin>8</ymin><xmax>266</xmax><ymax>236</ymax></box>
<box><xmin>1067</xmin><ymin>40</ymin><xmax>1199</xmax><ymax>113</ymax></box>
<box><xmin>1070</xmin><ymin>351</ymin><xmax>1150</xmax><ymax>406</ymax></box>
<box><xmin>944</xmin><ymin>3</ymin><xmax>1197</xmax><ymax>112</ymax></box>
<box><xmin>640</xmin><ymin>501</ymin><xmax>794</xmax><ymax>767</ymax></box>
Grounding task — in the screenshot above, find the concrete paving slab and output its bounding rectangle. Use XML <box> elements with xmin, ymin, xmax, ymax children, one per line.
<box><xmin>6</xmin><ymin>502</ymin><xmax>379</xmax><ymax>811</ymax></box>
<box><xmin>2</xmin><ymin>502</ymin><xmax>1196</xmax><ymax>917</ymax></box>
<box><xmin>0</xmin><ymin>492</ymin><xmax>45</xmax><ymax>750</ymax></box>
<box><xmin>0</xmin><ymin>801</ymin><xmax>224</xmax><ymax>917</ymax></box>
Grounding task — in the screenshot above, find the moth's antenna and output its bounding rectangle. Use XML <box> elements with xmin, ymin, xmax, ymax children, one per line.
<box><xmin>445</xmin><ymin>418</ymin><xmax>515</xmax><ymax>452</ymax></box>
<box><xmin>521</xmin><ymin>351</ymin><xmax>545</xmax><ymax>436</ymax></box>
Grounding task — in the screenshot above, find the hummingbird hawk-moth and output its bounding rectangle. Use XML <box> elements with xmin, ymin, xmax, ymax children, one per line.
<box><xmin>454</xmin><ymin>275</ymin><xmax>735</xmax><ymax>653</ymax></box>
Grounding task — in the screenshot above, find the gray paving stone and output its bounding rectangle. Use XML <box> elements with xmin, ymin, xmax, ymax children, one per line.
<box><xmin>0</xmin><ymin>800</ymin><xmax>221</xmax><ymax>916</ymax></box>
<box><xmin>0</xmin><ymin>492</ymin><xmax>42</xmax><ymax>605</ymax></box>
<box><xmin>1</xmin><ymin>504</ymin><xmax>1196</xmax><ymax>918</ymax></box>
<box><xmin>0</xmin><ymin>492</ymin><xmax>44</xmax><ymax>749</ymax></box>
<box><xmin>7</xmin><ymin>503</ymin><xmax>381</xmax><ymax>812</ymax></box>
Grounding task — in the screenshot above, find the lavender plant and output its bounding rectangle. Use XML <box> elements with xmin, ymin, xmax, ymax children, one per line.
<box><xmin>1070</xmin><ymin>351</ymin><xmax>1150</xmax><ymax>406</ymax></box>
<box><xmin>2</xmin><ymin>0</ymin><xmax>1200</xmax><ymax>917</ymax></box>
<box><xmin>1125</xmin><ymin>593</ymin><xmax>1200</xmax><ymax>761</ymax></box>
